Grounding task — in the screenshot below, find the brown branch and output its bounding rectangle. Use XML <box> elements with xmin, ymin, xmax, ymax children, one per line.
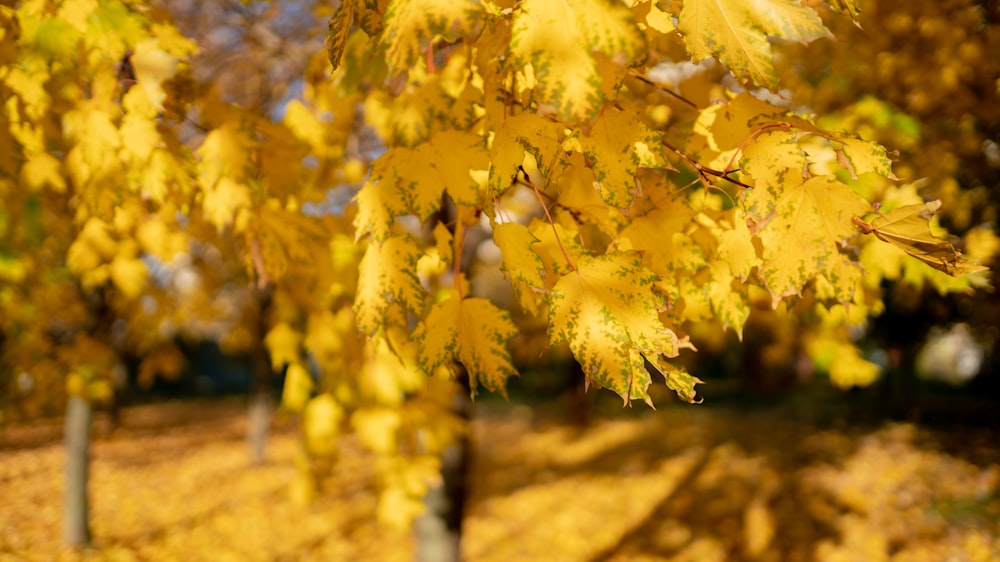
<box><xmin>661</xmin><ymin>140</ymin><xmax>754</xmax><ymax>190</ymax></box>
<box><xmin>629</xmin><ymin>72</ymin><xmax>701</xmax><ymax>110</ymax></box>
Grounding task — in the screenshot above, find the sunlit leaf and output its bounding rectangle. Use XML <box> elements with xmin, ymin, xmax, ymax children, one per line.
<box><xmin>303</xmin><ymin>394</ymin><xmax>343</xmax><ymax>457</ymax></box>
<box><xmin>854</xmin><ymin>201</ymin><xmax>988</xmax><ymax>276</ymax></box>
<box><xmin>281</xmin><ymin>362</ymin><xmax>314</xmax><ymax>412</ymax></box>
<box><xmin>265</xmin><ymin>322</ymin><xmax>302</xmax><ymax>371</ymax></box>
<box><xmin>355</xmin><ymin>236</ymin><xmax>426</xmax><ymax>334</ymax></box>
<box><xmin>130</xmin><ymin>38</ymin><xmax>179</xmax><ymax>108</ymax></box>
<box><xmin>510</xmin><ymin>0</ymin><xmax>645</xmax><ymax>121</ymax></box>
<box><xmin>488</xmin><ymin>113</ymin><xmax>565</xmax><ymax>195</ymax></box>
<box><xmin>493</xmin><ymin>222</ymin><xmax>545</xmax><ymax>315</ymax></box>
<box><xmin>745</xmin><ymin>176</ymin><xmax>871</xmax><ymax>305</ymax></box>
<box><xmin>414</xmin><ymin>295</ymin><xmax>519</xmax><ymax>398</ymax></box>
<box><xmin>579</xmin><ymin>106</ymin><xmax>669</xmax><ymax>208</ymax></box>
<box><xmin>548</xmin><ymin>252</ymin><xmax>681</xmax><ymax>405</ymax></box>
<box><xmin>678</xmin><ymin>0</ymin><xmax>828</xmax><ymax>89</ymax></box>
<box><xmin>380</xmin><ymin>0</ymin><xmax>483</xmax><ymax>74</ymax></box>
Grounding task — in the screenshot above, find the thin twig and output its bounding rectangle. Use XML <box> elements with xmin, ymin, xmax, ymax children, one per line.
<box><xmin>453</xmin><ymin>215</ymin><xmax>467</xmax><ymax>298</ymax></box>
<box><xmin>629</xmin><ymin>73</ymin><xmax>700</xmax><ymax>110</ymax></box>
<box><xmin>661</xmin><ymin>140</ymin><xmax>754</xmax><ymax>190</ymax></box>
<box><xmin>519</xmin><ymin>167</ymin><xmax>576</xmax><ymax>273</ymax></box>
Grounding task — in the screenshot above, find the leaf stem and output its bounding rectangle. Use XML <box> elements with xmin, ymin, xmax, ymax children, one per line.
<box><xmin>520</xmin><ymin>167</ymin><xmax>576</xmax><ymax>273</ymax></box>
<box><xmin>453</xmin><ymin>214</ymin><xmax>466</xmax><ymax>298</ymax></box>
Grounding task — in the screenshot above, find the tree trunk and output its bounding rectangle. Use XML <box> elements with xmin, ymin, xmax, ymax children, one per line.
<box><xmin>414</xmin><ymin>376</ymin><xmax>471</xmax><ymax>562</ymax></box>
<box><xmin>63</xmin><ymin>394</ymin><xmax>92</xmax><ymax>547</ymax></box>
<box><xmin>247</xmin><ymin>346</ymin><xmax>272</xmax><ymax>465</ymax></box>
<box><xmin>246</xmin><ymin>388</ymin><xmax>272</xmax><ymax>465</ymax></box>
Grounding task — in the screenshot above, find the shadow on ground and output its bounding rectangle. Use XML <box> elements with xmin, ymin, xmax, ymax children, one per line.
<box><xmin>1</xmin><ymin>392</ymin><xmax>998</xmax><ymax>561</ymax></box>
<box><xmin>463</xmin><ymin>390</ymin><xmax>1000</xmax><ymax>562</ymax></box>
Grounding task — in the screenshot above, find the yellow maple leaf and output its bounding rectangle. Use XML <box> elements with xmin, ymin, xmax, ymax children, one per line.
<box><xmin>510</xmin><ymin>0</ymin><xmax>645</xmax><ymax>121</ymax></box>
<box><xmin>305</xmin><ymin>309</ymin><xmax>351</xmax><ymax>367</ymax></box>
<box><xmin>746</xmin><ymin>176</ymin><xmax>870</xmax><ymax>305</ymax></box>
<box><xmin>358</xmin><ymin>332</ymin><xmax>425</xmax><ymax>405</ymax></box>
<box><xmin>141</xmin><ymin>148</ymin><xmax>186</xmax><ymax>203</ymax></box>
<box><xmin>252</xmin><ymin>206</ymin><xmax>332</xmax><ymax>282</ymax></box>
<box><xmin>413</xmin><ymin>296</ymin><xmax>519</xmax><ymax>398</ymax></box>
<box><xmin>629</xmin><ymin>0</ymin><xmax>676</xmax><ymax>34</ymax></box>
<box><xmin>265</xmin><ymin>321</ymin><xmax>302</xmax><ymax>371</ymax></box>
<box><xmin>579</xmin><ymin>106</ymin><xmax>669</xmax><ymax>208</ymax></box>
<box><xmin>717</xmin><ymin>215</ymin><xmax>759</xmax><ymax>281</ymax></box>
<box><xmin>136</xmin><ymin>216</ymin><xmax>186</xmax><ymax>262</ymax></box>
<box><xmin>23</xmin><ymin>10</ymin><xmax>82</xmax><ymax>63</ymax></box>
<box><xmin>827</xmin><ymin>341</ymin><xmax>880</xmax><ymax>389</ymax></box>
<box><xmin>380</xmin><ymin>0</ymin><xmax>483</xmax><ymax>74</ymax></box>
<box><xmin>283</xmin><ymin>100</ymin><xmax>327</xmax><ymax>154</ymax></box>
<box><xmin>740</xmin><ymin>129</ymin><xmax>807</xmax><ymax>192</ymax></box>
<box><xmin>747</xmin><ymin>109</ymin><xmax>894</xmax><ymax>180</ymax></box>
<box><xmin>678</xmin><ymin>0</ymin><xmax>829</xmax><ymax>90</ymax></box>
<box><xmin>303</xmin><ymin>394</ymin><xmax>343</xmax><ymax>457</ymax></box>
<box><xmin>81</xmin><ymin>216</ymin><xmax>119</xmax><ymax>257</ymax></box>
<box><xmin>655</xmin><ymin>361</ymin><xmax>704</xmax><ymax>404</ymax></box>
<box><xmin>554</xmin><ymin>154</ymin><xmax>628</xmax><ymax>236</ymax></box>
<box><xmin>355</xmin><ymin>148</ymin><xmax>440</xmax><ymax>239</ymax></box>
<box><xmin>20</xmin><ymin>152</ymin><xmax>67</xmax><ymax>193</ymax></box>
<box><xmin>130</xmin><ymin>38</ymin><xmax>179</xmax><ymax>109</ymax></box>
<box><xmin>492</xmin><ymin>222</ymin><xmax>545</xmax><ymax>315</ymax></box>
<box><xmin>63</xmin><ymin>104</ymin><xmax>121</xmax><ymax>174</ymax></box>
<box><xmin>547</xmin><ymin>252</ymin><xmax>682</xmax><ymax>405</ymax></box>
<box><xmin>854</xmin><ymin>201</ymin><xmax>989</xmax><ymax>277</ymax></box>
<box><xmin>66</xmin><ymin>241</ymin><xmax>102</xmax><ymax>278</ymax></box>
<box><xmin>202</xmin><ymin>177</ymin><xmax>252</xmax><ymax>230</ymax></box>
<box><xmin>120</xmin><ymin>89</ymin><xmax>161</xmax><ymax>163</ymax></box>
<box><xmin>356</xmin><ymin>131</ymin><xmax>487</xmax><ymax>241</ymax></box>
<box><xmin>421</xmin><ymin>130</ymin><xmax>489</xmax><ymax>205</ymax></box>
<box><xmin>528</xmin><ymin>218</ymin><xmax>587</xmax><ymax>281</ymax></box>
<box><xmin>325</xmin><ymin>0</ymin><xmax>356</xmax><ymax>71</ymax></box>
<box><xmin>109</xmin><ymin>247</ymin><xmax>148</xmax><ymax>299</ymax></box>
<box><xmin>196</xmin><ymin>122</ymin><xmax>253</xmax><ymax>188</ymax></box>
<box><xmin>281</xmin><ymin>362</ymin><xmax>314</xmax><ymax>413</ymax></box>
<box><xmin>354</xmin><ymin>236</ymin><xmax>426</xmax><ymax>334</ymax></box>
<box><xmin>814</xmin><ymin>258</ymin><xmax>863</xmax><ymax>305</ymax></box>
<box><xmin>705</xmin><ymin>261</ymin><xmax>751</xmax><ymax>337</ymax></box>
<box><xmin>255</xmin><ymin>121</ymin><xmax>311</xmax><ymax>201</ymax></box>
<box><xmin>84</xmin><ymin>0</ymin><xmax>147</xmax><ymax>62</ymax></box>
<box><xmin>351</xmin><ymin>407</ymin><xmax>402</xmax><ymax>454</ymax></box>
<box><xmin>836</xmin><ymin>137</ymin><xmax>894</xmax><ymax>180</ymax></box>
<box><xmin>149</xmin><ymin>21</ymin><xmax>198</xmax><ymax>57</ymax></box>
<box><xmin>488</xmin><ymin>113</ymin><xmax>565</xmax><ymax>194</ymax></box>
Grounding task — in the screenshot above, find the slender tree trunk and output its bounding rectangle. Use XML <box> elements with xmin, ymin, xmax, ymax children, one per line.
<box><xmin>246</xmin><ymin>349</ymin><xmax>272</xmax><ymax>465</ymax></box>
<box><xmin>415</xmin><ymin>375</ymin><xmax>471</xmax><ymax>562</ymax></box>
<box><xmin>63</xmin><ymin>394</ymin><xmax>92</xmax><ymax>547</ymax></box>
<box><xmin>247</xmin><ymin>288</ymin><xmax>274</xmax><ymax>465</ymax></box>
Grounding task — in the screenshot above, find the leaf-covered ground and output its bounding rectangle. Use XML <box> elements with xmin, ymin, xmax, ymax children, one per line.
<box><xmin>2</xmin><ymin>395</ymin><xmax>998</xmax><ymax>561</ymax></box>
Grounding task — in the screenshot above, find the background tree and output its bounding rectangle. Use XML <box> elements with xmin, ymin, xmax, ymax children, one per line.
<box><xmin>1</xmin><ymin>0</ymin><xmax>202</xmax><ymax>544</ymax></box>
